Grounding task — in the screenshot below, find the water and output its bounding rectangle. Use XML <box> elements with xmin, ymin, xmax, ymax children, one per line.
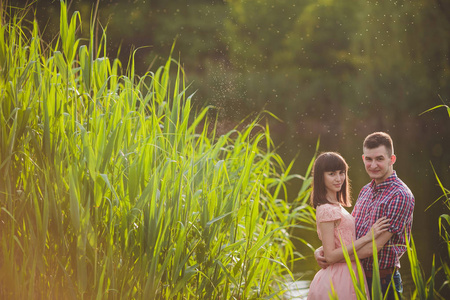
<box><xmin>284</xmin><ymin>280</ymin><xmax>310</xmax><ymax>299</ymax></box>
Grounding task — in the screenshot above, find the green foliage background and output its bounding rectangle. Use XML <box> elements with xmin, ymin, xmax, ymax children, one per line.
<box><xmin>17</xmin><ymin>1</ymin><xmax>450</xmax><ymax>121</ymax></box>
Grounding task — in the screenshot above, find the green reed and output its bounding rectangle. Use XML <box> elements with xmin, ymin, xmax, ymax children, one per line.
<box><xmin>417</xmin><ymin>99</ymin><xmax>450</xmax><ymax>299</ymax></box>
<box><xmin>342</xmin><ymin>199</ymin><xmax>442</xmax><ymax>299</ymax></box>
<box><xmin>340</xmin><ymin>237</ymin><xmax>369</xmax><ymax>300</ymax></box>
<box><xmin>0</xmin><ymin>1</ymin><xmax>314</xmax><ymax>299</ymax></box>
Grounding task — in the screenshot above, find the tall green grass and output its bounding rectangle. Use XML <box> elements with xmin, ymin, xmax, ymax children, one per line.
<box><xmin>417</xmin><ymin>100</ymin><xmax>450</xmax><ymax>299</ymax></box>
<box><xmin>0</xmin><ymin>2</ymin><xmax>314</xmax><ymax>299</ymax></box>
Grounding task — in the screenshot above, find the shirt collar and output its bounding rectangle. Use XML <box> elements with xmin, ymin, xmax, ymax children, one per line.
<box><xmin>369</xmin><ymin>170</ymin><xmax>397</xmax><ymax>191</ymax></box>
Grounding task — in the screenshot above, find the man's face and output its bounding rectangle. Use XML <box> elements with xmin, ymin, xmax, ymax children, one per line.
<box><xmin>362</xmin><ymin>145</ymin><xmax>395</xmax><ymax>184</ymax></box>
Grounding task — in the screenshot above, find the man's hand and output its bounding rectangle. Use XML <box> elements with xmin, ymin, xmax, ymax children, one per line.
<box><xmin>314</xmin><ymin>246</ymin><xmax>329</xmax><ymax>269</ymax></box>
<box><xmin>367</xmin><ymin>217</ymin><xmax>390</xmax><ymax>240</ymax></box>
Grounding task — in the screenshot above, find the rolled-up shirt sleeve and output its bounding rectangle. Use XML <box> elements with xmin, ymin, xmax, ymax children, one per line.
<box><xmin>384</xmin><ymin>191</ymin><xmax>414</xmax><ymax>234</ymax></box>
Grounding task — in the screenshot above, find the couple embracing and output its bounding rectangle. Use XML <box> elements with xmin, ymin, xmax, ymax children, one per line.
<box><xmin>307</xmin><ymin>132</ymin><xmax>415</xmax><ymax>300</ymax></box>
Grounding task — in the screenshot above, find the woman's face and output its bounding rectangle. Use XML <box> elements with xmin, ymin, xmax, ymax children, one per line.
<box><xmin>323</xmin><ymin>170</ymin><xmax>346</xmax><ymax>195</ymax></box>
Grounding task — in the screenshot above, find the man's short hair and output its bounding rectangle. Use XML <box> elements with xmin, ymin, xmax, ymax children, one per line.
<box><xmin>363</xmin><ymin>132</ymin><xmax>394</xmax><ymax>156</ymax></box>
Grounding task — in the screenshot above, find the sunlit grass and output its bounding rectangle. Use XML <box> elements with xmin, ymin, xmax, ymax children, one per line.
<box><xmin>342</xmin><ymin>197</ymin><xmax>446</xmax><ymax>299</ymax></box>
<box><xmin>412</xmin><ymin>100</ymin><xmax>450</xmax><ymax>299</ymax></box>
<box><xmin>0</xmin><ymin>2</ymin><xmax>315</xmax><ymax>299</ymax></box>
<box><xmin>341</xmin><ymin>237</ymin><xmax>369</xmax><ymax>300</ymax></box>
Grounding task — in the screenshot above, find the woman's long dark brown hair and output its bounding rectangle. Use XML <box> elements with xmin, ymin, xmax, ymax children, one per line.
<box><xmin>310</xmin><ymin>152</ymin><xmax>351</xmax><ymax>208</ymax></box>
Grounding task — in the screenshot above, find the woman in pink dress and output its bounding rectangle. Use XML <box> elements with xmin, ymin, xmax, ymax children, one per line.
<box><xmin>307</xmin><ymin>152</ymin><xmax>389</xmax><ymax>300</ymax></box>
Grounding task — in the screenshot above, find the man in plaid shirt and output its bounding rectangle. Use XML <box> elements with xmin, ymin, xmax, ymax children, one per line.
<box><xmin>314</xmin><ymin>132</ymin><xmax>415</xmax><ymax>299</ymax></box>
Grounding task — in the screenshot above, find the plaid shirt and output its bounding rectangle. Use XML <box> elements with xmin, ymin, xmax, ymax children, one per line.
<box><xmin>352</xmin><ymin>171</ymin><xmax>414</xmax><ymax>271</ymax></box>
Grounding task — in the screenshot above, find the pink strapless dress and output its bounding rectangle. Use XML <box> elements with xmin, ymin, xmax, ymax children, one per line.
<box><xmin>307</xmin><ymin>204</ymin><xmax>370</xmax><ymax>300</ymax></box>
